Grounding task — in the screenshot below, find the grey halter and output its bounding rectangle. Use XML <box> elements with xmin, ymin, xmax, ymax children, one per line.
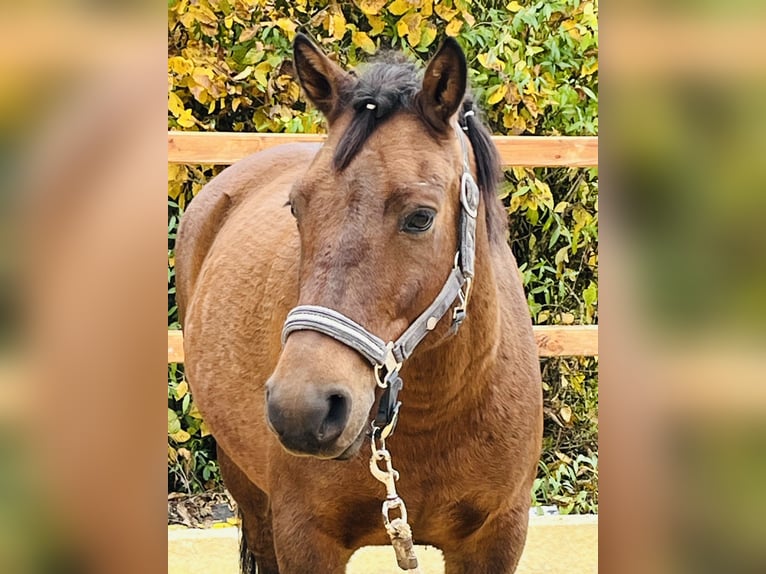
<box><xmin>281</xmin><ymin>123</ymin><xmax>479</xmax><ymax>438</ymax></box>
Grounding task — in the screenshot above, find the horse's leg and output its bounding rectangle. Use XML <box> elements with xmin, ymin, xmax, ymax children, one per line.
<box><xmin>270</xmin><ymin>507</ymin><xmax>354</xmax><ymax>574</ymax></box>
<box><xmin>218</xmin><ymin>449</ymin><xmax>280</xmax><ymax>574</ymax></box>
<box><xmin>443</xmin><ymin>502</ymin><xmax>530</xmax><ymax>574</ymax></box>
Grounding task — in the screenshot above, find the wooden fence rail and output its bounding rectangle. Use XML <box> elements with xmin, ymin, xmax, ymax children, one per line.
<box><xmin>168</xmin><ymin>132</ymin><xmax>599</xmax><ymax>167</ymax></box>
<box><xmin>168</xmin><ymin>132</ymin><xmax>598</xmax><ymax>360</ymax></box>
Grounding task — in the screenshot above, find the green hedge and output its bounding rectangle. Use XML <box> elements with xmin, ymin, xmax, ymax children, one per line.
<box><xmin>168</xmin><ymin>0</ymin><xmax>598</xmax><ymax>514</ymax></box>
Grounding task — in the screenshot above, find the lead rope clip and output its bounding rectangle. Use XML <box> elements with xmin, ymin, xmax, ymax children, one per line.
<box><xmin>369</xmin><ymin>427</ymin><xmax>420</xmax><ymax>571</ymax></box>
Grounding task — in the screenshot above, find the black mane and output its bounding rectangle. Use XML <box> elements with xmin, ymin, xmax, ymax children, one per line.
<box><xmin>332</xmin><ymin>53</ymin><xmax>506</xmax><ymax>243</ymax></box>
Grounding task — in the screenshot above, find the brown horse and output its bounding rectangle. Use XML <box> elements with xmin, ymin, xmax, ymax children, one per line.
<box><xmin>176</xmin><ymin>35</ymin><xmax>542</xmax><ymax>573</ymax></box>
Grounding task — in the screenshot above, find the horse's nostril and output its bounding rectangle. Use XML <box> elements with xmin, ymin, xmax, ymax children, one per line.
<box><xmin>266</xmin><ymin>384</ymin><xmax>351</xmax><ymax>453</ymax></box>
<box><xmin>318</xmin><ymin>392</ymin><xmax>349</xmax><ymax>444</ymax></box>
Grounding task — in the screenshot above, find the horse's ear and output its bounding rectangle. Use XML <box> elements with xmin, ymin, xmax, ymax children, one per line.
<box><xmin>418</xmin><ymin>37</ymin><xmax>467</xmax><ymax>132</ymax></box>
<box><xmin>293</xmin><ymin>33</ymin><xmax>353</xmax><ymax>122</ymax></box>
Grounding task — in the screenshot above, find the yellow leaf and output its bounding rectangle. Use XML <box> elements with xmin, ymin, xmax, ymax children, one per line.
<box><xmin>207</xmin><ymin>99</ymin><xmax>216</xmax><ymax>114</ymax></box>
<box><xmin>418</xmin><ymin>21</ymin><xmax>438</xmax><ymax>49</ymax></box>
<box><xmin>581</xmin><ymin>60</ymin><xmax>598</xmax><ymax>76</ymax></box>
<box><xmin>239</xmin><ymin>27</ymin><xmax>258</xmax><ymax>43</ymax></box>
<box><xmin>477</xmin><ymin>52</ymin><xmax>504</xmax><ymax>72</ymax></box>
<box><xmin>276</xmin><ymin>17</ymin><xmax>297</xmax><ymax>41</ymax></box>
<box><xmin>352</xmin><ymin>30</ymin><xmax>377</xmax><ymax>54</ymax></box>
<box><xmin>561</xmin><ymin>312</ymin><xmax>575</xmax><ymax>325</ymax></box>
<box><xmin>462</xmin><ymin>11</ymin><xmax>475</xmax><ymax>26</ymax></box>
<box><xmin>502</xmin><ymin>109</ymin><xmax>516</xmax><ymax>129</ymax></box>
<box><xmin>408</xmin><ymin>28</ymin><xmax>422</xmax><ymax>47</ymax></box>
<box><xmin>177</xmin><ymin>109</ymin><xmax>196</xmax><ymax>128</ymax></box>
<box><xmin>192</xmin><ymin>66</ymin><xmax>215</xmax><ymax>82</ymax></box>
<box><xmin>171</xmin><ymin>429</ymin><xmax>191</xmax><ymax>443</ymax></box>
<box><xmin>253</xmin><ymin>61</ymin><xmax>271</xmax><ymax>87</ymax></box>
<box><xmin>168</xmin><ymin>56</ymin><xmax>193</xmax><ymax>76</ymax></box>
<box><xmin>175</xmin><ymin>380</ymin><xmax>188</xmax><ymax>400</ymax></box>
<box><xmin>396</xmin><ymin>17</ymin><xmax>408</xmax><ymax>39</ymax></box>
<box><xmin>562</xmin><ymin>19</ymin><xmax>581</xmax><ymax>40</ymax></box>
<box><xmin>445</xmin><ymin>18</ymin><xmax>463</xmax><ymax>37</ymax></box>
<box><xmin>355</xmin><ymin>0</ymin><xmax>387</xmax><ymax>15</ymax></box>
<box><xmin>224</xmin><ymin>14</ymin><xmax>234</xmax><ymax>29</ymax></box>
<box><xmin>168</xmin><ymin>445</ymin><xmax>178</xmax><ymax>463</ymax></box>
<box><xmin>231</xmin><ymin>97</ymin><xmax>242</xmax><ymax>112</ymax></box>
<box><xmin>397</xmin><ymin>13</ymin><xmax>422</xmax><ymax>46</ymax></box>
<box><xmin>168</xmin><ymin>181</ymin><xmax>182</xmax><ymax>200</ymax></box>
<box><xmin>511</xmin><ymin>113</ymin><xmax>527</xmax><ymax>134</ymax></box>
<box><xmin>188</xmin><ymin>402</ymin><xmax>203</xmax><ymax>419</ymax></box>
<box><xmin>435</xmin><ymin>3</ymin><xmax>458</xmax><ymax>21</ymax></box>
<box><xmin>192</xmin><ymin>5</ymin><xmax>217</xmax><ymax>26</ymax></box>
<box><xmin>367</xmin><ymin>14</ymin><xmax>386</xmax><ymax>35</ymax></box>
<box><xmin>507</xmin><ymin>1</ymin><xmax>522</xmax><ymax>12</ymax></box>
<box><xmin>168</xmin><ymin>163</ymin><xmax>183</xmax><ymax>183</ymax></box>
<box><xmin>422</xmin><ymin>0</ymin><xmax>433</xmax><ymax>18</ymax></box>
<box><xmin>486</xmin><ymin>84</ymin><xmax>508</xmax><ymax>105</ymax></box>
<box><xmin>389</xmin><ymin>0</ymin><xmax>413</xmax><ymax>16</ymax></box>
<box><xmin>286</xmin><ymin>81</ymin><xmax>301</xmax><ymax>102</ymax></box>
<box><xmin>168</xmin><ymin>92</ymin><xmax>184</xmax><ymax>117</ymax></box>
<box><xmin>232</xmin><ymin>65</ymin><xmax>253</xmax><ymax>81</ymax></box>
<box><xmin>331</xmin><ymin>11</ymin><xmax>346</xmax><ymax>41</ymax></box>
<box><xmin>200</xmin><ymin>421</ymin><xmax>212</xmax><ymax>437</ymax></box>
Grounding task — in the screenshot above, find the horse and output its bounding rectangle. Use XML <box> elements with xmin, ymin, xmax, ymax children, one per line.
<box><xmin>175</xmin><ymin>34</ymin><xmax>542</xmax><ymax>574</ymax></box>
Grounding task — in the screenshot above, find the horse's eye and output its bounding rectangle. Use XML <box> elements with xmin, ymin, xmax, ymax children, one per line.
<box><xmin>402</xmin><ymin>209</ymin><xmax>436</xmax><ymax>234</ymax></box>
<box><xmin>289</xmin><ymin>202</ymin><xmax>297</xmax><ymax>218</ymax></box>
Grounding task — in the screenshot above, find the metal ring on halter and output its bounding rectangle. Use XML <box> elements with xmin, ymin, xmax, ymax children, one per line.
<box><xmin>382</xmin><ymin>497</ymin><xmax>408</xmax><ymax>527</ymax></box>
<box><xmin>374</xmin><ymin>364</ymin><xmax>387</xmax><ymax>388</ymax></box>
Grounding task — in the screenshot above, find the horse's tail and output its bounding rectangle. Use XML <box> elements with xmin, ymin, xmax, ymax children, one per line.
<box><xmin>239</xmin><ymin>515</ymin><xmax>279</xmax><ymax>574</ymax></box>
<box><xmin>239</xmin><ymin>524</ymin><xmax>257</xmax><ymax>574</ymax></box>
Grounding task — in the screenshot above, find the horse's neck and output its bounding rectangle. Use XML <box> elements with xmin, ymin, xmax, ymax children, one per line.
<box><xmin>398</xmin><ymin>239</ymin><xmax>501</xmax><ymax>425</ymax></box>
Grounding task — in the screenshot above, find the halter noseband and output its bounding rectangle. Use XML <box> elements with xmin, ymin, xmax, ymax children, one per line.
<box><xmin>281</xmin><ymin>123</ymin><xmax>479</xmax><ymax>440</ymax></box>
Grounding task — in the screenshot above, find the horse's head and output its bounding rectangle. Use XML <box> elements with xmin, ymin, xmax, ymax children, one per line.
<box><xmin>265</xmin><ymin>35</ymin><xmax>501</xmax><ymax>459</ymax></box>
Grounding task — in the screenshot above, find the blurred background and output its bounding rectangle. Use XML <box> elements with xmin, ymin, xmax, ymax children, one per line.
<box><xmin>0</xmin><ymin>0</ymin><xmax>763</xmax><ymax>573</ymax></box>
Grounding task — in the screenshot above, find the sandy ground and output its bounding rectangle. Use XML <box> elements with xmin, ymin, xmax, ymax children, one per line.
<box><xmin>168</xmin><ymin>515</ymin><xmax>597</xmax><ymax>573</ymax></box>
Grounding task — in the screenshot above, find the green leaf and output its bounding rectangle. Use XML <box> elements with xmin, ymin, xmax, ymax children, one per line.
<box><xmin>583</xmin><ymin>281</ymin><xmax>598</xmax><ymax>307</ymax></box>
<box><xmin>168</xmin><ymin>409</ymin><xmax>181</xmax><ymax>435</ymax></box>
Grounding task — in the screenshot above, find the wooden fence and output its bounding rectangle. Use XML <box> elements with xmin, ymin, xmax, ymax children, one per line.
<box><xmin>167</xmin><ymin>131</ymin><xmax>598</xmax><ymax>362</ymax></box>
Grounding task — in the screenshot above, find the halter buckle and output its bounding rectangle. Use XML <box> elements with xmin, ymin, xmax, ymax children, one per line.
<box><xmin>451</xmin><ymin>276</ymin><xmax>473</xmax><ymax>331</ymax></box>
<box><xmin>374</xmin><ymin>342</ymin><xmax>402</xmax><ymax>388</ymax></box>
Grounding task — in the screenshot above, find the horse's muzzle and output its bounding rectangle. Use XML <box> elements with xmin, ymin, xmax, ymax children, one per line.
<box><xmin>265</xmin><ymin>381</ymin><xmax>353</xmax><ymax>457</ymax></box>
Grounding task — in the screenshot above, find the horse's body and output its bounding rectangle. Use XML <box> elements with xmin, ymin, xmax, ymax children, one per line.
<box><xmin>176</xmin><ymin>37</ymin><xmax>542</xmax><ymax>573</ymax></box>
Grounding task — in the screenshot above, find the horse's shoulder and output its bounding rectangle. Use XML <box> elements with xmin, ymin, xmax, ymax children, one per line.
<box><xmin>175</xmin><ymin>142</ymin><xmax>320</xmax><ymax>323</ymax></box>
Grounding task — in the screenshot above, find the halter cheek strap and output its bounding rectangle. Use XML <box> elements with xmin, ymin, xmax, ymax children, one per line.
<box><xmin>281</xmin><ymin>123</ymin><xmax>479</xmax><ymax>439</ymax></box>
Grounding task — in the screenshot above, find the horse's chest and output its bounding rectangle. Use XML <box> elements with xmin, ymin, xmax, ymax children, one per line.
<box><xmin>415</xmin><ymin>496</ymin><xmax>492</xmax><ymax>544</ymax></box>
<box><xmin>333</xmin><ymin>493</ymin><xmax>492</xmax><ymax>550</ymax></box>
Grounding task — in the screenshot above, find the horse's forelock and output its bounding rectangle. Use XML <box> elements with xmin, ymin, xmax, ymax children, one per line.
<box><xmin>332</xmin><ymin>58</ymin><xmax>421</xmax><ymax>171</ymax></box>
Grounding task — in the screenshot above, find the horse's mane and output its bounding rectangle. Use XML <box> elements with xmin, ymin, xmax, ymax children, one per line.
<box><xmin>332</xmin><ymin>53</ymin><xmax>506</xmax><ymax>244</ymax></box>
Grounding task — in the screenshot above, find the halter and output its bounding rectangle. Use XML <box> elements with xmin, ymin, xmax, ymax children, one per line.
<box><xmin>281</xmin><ymin>122</ymin><xmax>479</xmax><ymax>440</ymax></box>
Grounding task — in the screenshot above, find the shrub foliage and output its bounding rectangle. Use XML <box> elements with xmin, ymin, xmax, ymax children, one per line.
<box><xmin>168</xmin><ymin>0</ymin><xmax>598</xmax><ymax>513</ymax></box>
